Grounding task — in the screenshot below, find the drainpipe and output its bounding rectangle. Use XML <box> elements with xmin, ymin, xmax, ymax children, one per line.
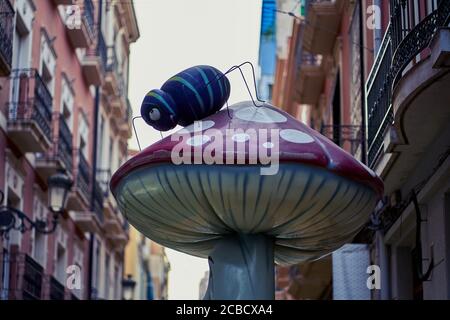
<box><xmin>87</xmin><ymin>0</ymin><xmax>103</xmax><ymax>300</ymax></box>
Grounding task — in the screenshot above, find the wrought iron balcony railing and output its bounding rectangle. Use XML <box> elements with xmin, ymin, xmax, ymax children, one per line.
<box><xmin>49</xmin><ymin>276</ymin><xmax>65</xmax><ymax>300</ymax></box>
<box><xmin>365</xmin><ymin>0</ymin><xmax>450</xmax><ymax>168</ymax></box>
<box><xmin>96</xmin><ymin>168</ymin><xmax>111</xmax><ymax>197</ymax></box>
<box><xmin>366</xmin><ymin>27</ymin><xmax>393</xmax><ymax>168</ymax></box>
<box><xmin>23</xmin><ymin>254</ymin><xmax>43</xmax><ymax>300</ymax></box>
<box><xmin>57</xmin><ymin>114</ymin><xmax>73</xmax><ymax>172</ymax></box>
<box><xmin>0</xmin><ymin>0</ymin><xmax>14</xmax><ymax>75</ymax></box>
<box><xmin>75</xmin><ymin>149</ymin><xmax>90</xmax><ymax>201</ymax></box>
<box><xmin>390</xmin><ymin>0</ymin><xmax>450</xmax><ymax>86</ymax></box>
<box><xmin>8</xmin><ymin>68</ymin><xmax>53</xmax><ymax>142</ymax></box>
<box><xmin>125</xmin><ymin>98</ymin><xmax>132</xmax><ymax>122</ymax></box>
<box><xmin>93</xmin><ymin>180</ymin><xmax>104</xmax><ymax>222</ymax></box>
<box><xmin>83</xmin><ymin>0</ymin><xmax>95</xmax><ymax>41</ymax></box>
<box><xmin>96</xmin><ymin>30</ymin><xmax>108</xmax><ymax>72</ymax></box>
<box><xmin>106</xmin><ymin>45</ymin><xmax>118</xmax><ymax>74</ymax></box>
<box><xmin>35</xmin><ymin>113</ymin><xmax>73</xmax><ymax>175</ymax></box>
<box><xmin>301</xmin><ymin>52</ymin><xmax>322</xmax><ymax>66</ymax></box>
<box><xmin>320</xmin><ymin>124</ymin><xmax>364</xmax><ymax>156</ymax></box>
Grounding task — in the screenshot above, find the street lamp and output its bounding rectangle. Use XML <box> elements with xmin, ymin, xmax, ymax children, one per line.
<box><xmin>122</xmin><ymin>274</ymin><xmax>136</xmax><ymax>300</ymax></box>
<box><xmin>0</xmin><ymin>170</ymin><xmax>72</xmax><ymax>238</ymax></box>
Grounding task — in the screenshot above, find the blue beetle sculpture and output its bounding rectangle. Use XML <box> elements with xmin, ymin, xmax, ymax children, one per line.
<box><xmin>141</xmin><ymin>65</ymin><xmax>231</xmax><ymax>131</ymax></box>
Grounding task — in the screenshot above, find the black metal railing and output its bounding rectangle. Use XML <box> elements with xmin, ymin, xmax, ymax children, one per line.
<box><xmin>320</xmin><ymin>124</ymin><xmax>364</xmax><ymax>156</ymax></box>
<box><xmin>83</xmin><ymin>0</ymin><xmax>95</xmax><ymax>41</ymax></box>
<box><xmin>93</xmin><ymin>180</ymin><xmax>104</xmax><ymax>222</ymax></box>
<box><xmin>96</xmin><ymin>168</ymin><xmax>111</xmax><ymax>197</ymax></box>
<box><xmin>97</xmin><ymin>30</ymin><xmax>108</xmax><ymax>72</ymax></box>
<box><xmin>0</xmin><ymin>0</ymin><xmax>15</xmax><ymax>73</ymax></box>
<box><xmin>366</xmin><ymin>27</ymin><xmax>393</xmax><ymax>168</ymax></box>
<box><xmin>365</xmin><ymin>1</ymin><xmax>450</xmax><ymax>168</ymax></box>
<box><xmin>106</xmin><ymin>45</ymin><xmax>118</xmax><ymax>74</ymax></box>
<box><xmin>23</xmin><ymin>255</ymin><xmax>43</xmax><ymax>300</ymax></box>
<box><xmin>75</xmin><ymin>150</ymin><xmax>90</xmax><ymax>201</ymax></box>
<box><xmin>124</xmin><ymin>98</ymin><xmax>132</xmax><ymax>123</ymax></box>
<box><xmin>49</xmin><ymin>276</ymin><xmax>65</xmax><ymax>300</ymax></box>
<box><xmin>8</xmin><ymin>69</ymin><xmax>53</xmax><ymax>142</ymax></box>
<box><xmin>301</xmin><ymin>52</ymin><xmax>322</xmax><ymax>66</ymax></box>
<box><xmin>56</xmin><ymin>114</ymin><xmax>73</xmax><ymax>172</ymax></box>
<box><xmin>390</xmin><ymin>0</ymin><xmax>450</xmax><ymax>85</ymax></box>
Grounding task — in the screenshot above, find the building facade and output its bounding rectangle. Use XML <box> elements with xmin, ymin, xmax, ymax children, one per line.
<box><xmin>268</xmin><ymin>0</ymin><xmax>450</xmax><ymax>299</ymax></box>
<box><xmin>0</xmin><ymin>0</ymin><xmax>139</xmax><ymax>300</ymax></box>
<box><xmin>123</xmin><ymin>225</ymin><xmax>170</xmax><ymax>300</ymax></box>
<box><xmin>258</xmin><ymin>0</ymin><xmax>277</xmax><ymax>101</ymax></box>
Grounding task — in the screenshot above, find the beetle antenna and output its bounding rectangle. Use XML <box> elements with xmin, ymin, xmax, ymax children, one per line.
<box><xmin>132</xmin><ymin>116</ymin><xmax>143</xmax><ymax>151</ymax></box>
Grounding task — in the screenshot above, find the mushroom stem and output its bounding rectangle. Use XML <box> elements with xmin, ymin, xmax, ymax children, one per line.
<box><xmin>203</xmin><ymin>234</ymin><xmax>275</xmax><ymax>300</ymax></box>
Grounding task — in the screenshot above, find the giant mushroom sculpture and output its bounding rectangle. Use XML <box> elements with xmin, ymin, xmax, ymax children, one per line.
<box><xmin>110</xmin><ymin>101</ymin><xmax>383</xmax><ymax>299</ymax></box>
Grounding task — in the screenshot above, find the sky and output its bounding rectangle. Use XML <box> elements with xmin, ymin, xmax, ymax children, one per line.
<box><xmin>128</xmin><ymin>0</ymin><xmax>263</xmax><ymax>299</ymax></box>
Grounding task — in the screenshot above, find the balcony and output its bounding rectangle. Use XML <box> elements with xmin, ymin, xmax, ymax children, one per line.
<box><xmin>65</xmin><ymin>0</ymin><xmax>95</xmax><ymax>49</ymax></box>
<box><xmin>119</xmin><ymin>99</ymin><xmax>133</xmax><ymax>138</ymax></box>
<box><xmin>67</xmin><ymin>150</ymin><xmax>91</xmax><ymax>211</ymax></box>
<box><xmin>81</xmin><ymin>50</ymin><xmax>102</xmax><ymax>86</ymax></box>
<box><xmin>23</xmin><ymin>254</ymin><xmax>44</xmax><ymax>300</ymax></box>
<box><xmin>0</xmin><ymin>0</ymin><xmax>14</xmax><ymax>76</ymax></box>
<box><xmin>7</xmin><ymin>69</ymin><xmax>53</xmax><ymax>153</ymax></box>
<box><xmin>49</xmin><ymin>276</ymin><xmax>65</xmax><ymax>300</ymax></box>
<box><xmin>36</xmin><ymin>114</ymin><xmax>73</xmax><ymax>183</ymax></box>
<box><xmin>320</xmin><ymin>124</ymin><xmax>363</xmax><ymax>157</ymax></box>
<box><xmin>52</xmin><ymin>0</ymin><xmax>74</xmax><ymax>5</ymax></box>
<box><xmin>72</xmin><ymin>211</ymin><xmax>100</xmax><ymax>233</ymax></box>
<box><xmin>81</xmin><ymin>31</ymin><xmax>107</xmax><ymax>86</ymax></box>
<box><xmin>295</xmin><ymin>52</ymin><xmax>324</xmax><ymax>105</ymax></box>
<box><xmin>93</xmin><ymin>180</ymin><xmax>104</xmax><ymax>223</ymax></box>
<box><xmin>365</xmin><ymin>1</ymin><xmax>450</xmax><ymax>192</ymax></box>
<box><xmin>106</xmin><ymin>232</ymin><xmax>128</xmax><ymax>248</ymax></box>
<box><xmin>104</xmin><ymin>46</ymin><xmax>120</xmax><ymax>95</ymax></box>
<box><xmin>302</xmin><ymin>0</ymin><xmax>345</xmax><ymax>54</ymax></box>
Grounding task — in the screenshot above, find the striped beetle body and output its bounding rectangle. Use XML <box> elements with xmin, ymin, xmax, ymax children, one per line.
<box><xmin>141</xmin><ymin>65</ymin><xmax>231</xmax><ymax>131</ymax></box>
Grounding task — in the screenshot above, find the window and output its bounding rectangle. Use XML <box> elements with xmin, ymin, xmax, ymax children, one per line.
<box><xmin>71</xmin><ymin>245</ymin><xmax>84</xmax><ymax>298</ymax></box>
<box><xmin>39</xmin><ymin>31</ymin><xmax>56</xmax><ymax>96</ymax></box>
<box><xmin>78</xmin><ymin>112</ymin><xmax>89</xmax><ymax>158</ymax></box>
<box><xmin>426</xmin><ymin>0</ymin><xmax>438</xmax><ymax>14</ymax></box>
<box><xmin>55</xmin><ymin>227</ymin><xmax>67</xmax><ymax>283</ymax></box>
<box><xmin>92</xmin><ymin>238</ymin><xmax>101</xmax><ymax>299</ymax></box>
<box><xmin>61</xmin><ymin>75</ymin><xmax>75</xmax><ymax>131</ymax></box>
<box><xmin>12</xmin><ymin>0</ymin><xmax>33</xmax><ymax>70</ymax></box>
<box><xmin>104</xmin><ymin>254</ymin><xmax>110</xmax><ymax>299</ymax></box>
<box><xmin>31</xmin><ymin>196</ymin><xmax>48</xmax><ymax>267</ymax></box>
<box><xmin>108</xmin><ymin>137</ymin><xmax>114</xmax><ymax>168</ymax></box>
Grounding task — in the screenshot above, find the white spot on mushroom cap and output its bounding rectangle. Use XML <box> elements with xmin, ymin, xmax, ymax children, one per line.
<box><xmin>235</xmin><ymin>107</ymin><xmax>287</xmax><ymax>123</ymax></box>
<box><xmin>280</xmin><ymin>129</ymin><xmax>314</xmax><ymax>144</ymax></box>
<box><xmin>187</xmin><ymin>135</ymin><xmax>210</xmax><ymax>146</ymax></box>
<box><xmin>232</xmin><ymin>133</ymin><xmax>250</xmax><ymax>142</ymax></box>
<box><xmin>178</xmin><ymin>120</ymin><xmax>215</xmax><ymax>134</ymax></box>
<box><xmin>263</xmin><ymin>142</ymin><xmax>274</xmax><ymax>149</ymax></box>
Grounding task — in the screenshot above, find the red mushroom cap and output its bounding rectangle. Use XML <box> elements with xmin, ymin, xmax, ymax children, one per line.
<box><xmin>111</xmin><ymin>101</ymin><xmax>383</xmax><ymax>196</ymax></box>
